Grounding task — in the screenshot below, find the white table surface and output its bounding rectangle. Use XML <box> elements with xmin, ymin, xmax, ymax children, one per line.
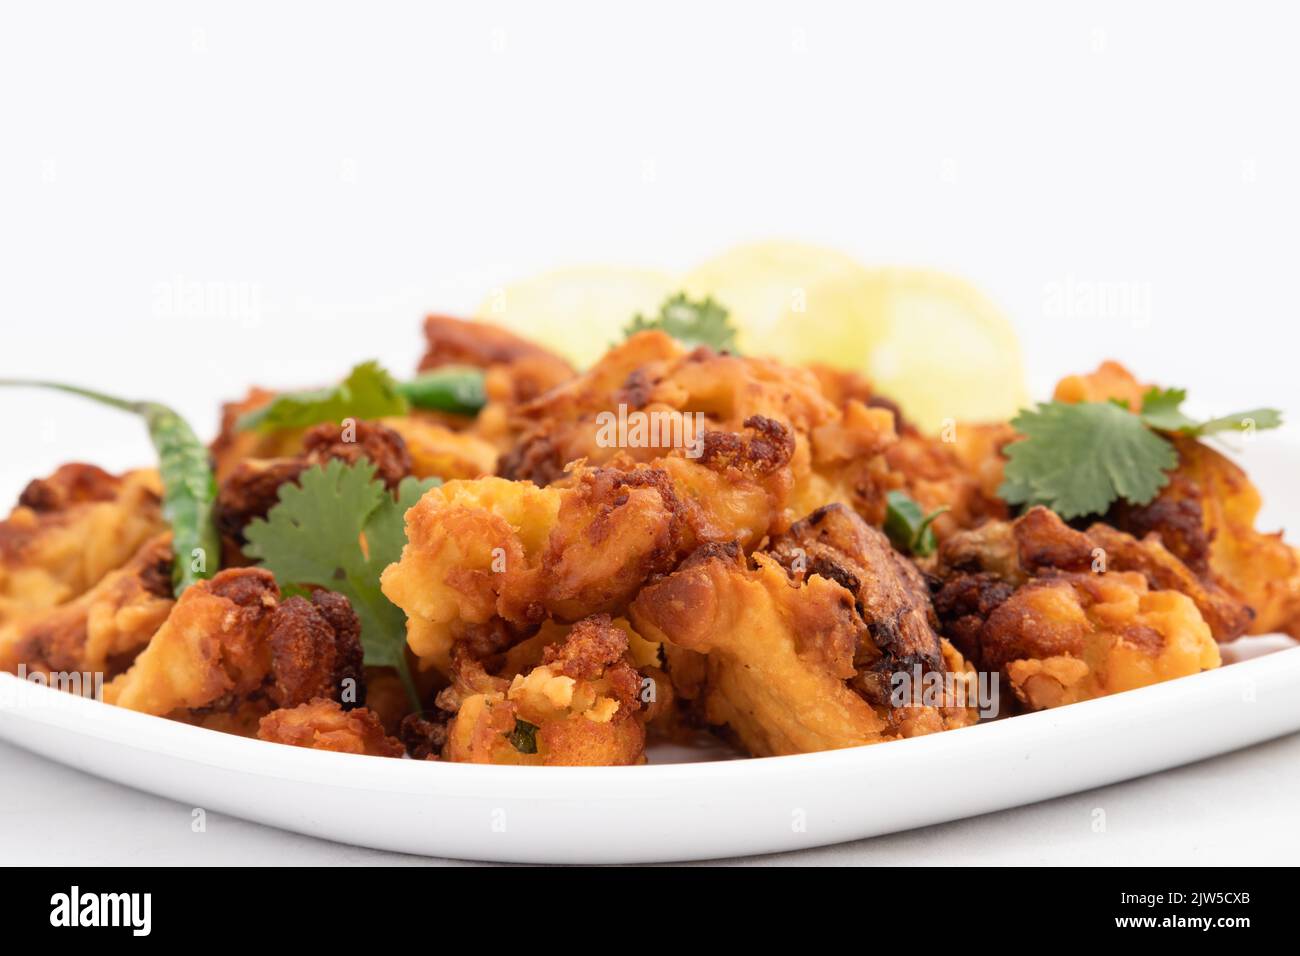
<box><xmin>3</xmin><ymin>731</ymin><xmax>1297</xmax><ymax>866</ymax></box>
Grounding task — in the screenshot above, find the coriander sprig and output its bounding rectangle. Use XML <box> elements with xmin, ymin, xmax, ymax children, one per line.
<box><xmin>1000</xmin><ymin>388</ymin><xmax>1283</xmax><ymax>520</ymax></box>
<box><xmin>883</xmin><ymin>491</ymin><xmax>948</xmax><ymax>557</ymax></box>
<box><xmin>623</xmin><ymin>293</ymin><xmax>739</xmax><ymax>352</ymax></box>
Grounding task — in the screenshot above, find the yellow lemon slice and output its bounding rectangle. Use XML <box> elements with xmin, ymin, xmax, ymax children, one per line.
<box><xmin>682</xmin><ymin>240</ymin><xmax>869</xmax><ymax>352</ymax></box>
<box><xmin>763</xmin><ymin>268</ymin><xmax>1028</xmax><ymax>431</ymax></box>
<box><xmin>478</xmin><ymin>266</ymin><xmax>677</xmax><ymax>368</ymax></box>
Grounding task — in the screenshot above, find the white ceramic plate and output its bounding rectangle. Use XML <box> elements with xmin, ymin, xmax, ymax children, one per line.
<box><xmin>2</xmin><ymin>440</ymin><xmax>1299</xmax><ymax>864</ymax></box>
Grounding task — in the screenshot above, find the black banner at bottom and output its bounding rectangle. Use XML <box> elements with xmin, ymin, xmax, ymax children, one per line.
<box><xmin>5</xmin><ymin>865</ymin><xmax>1286</xmax><ymax>942</ymax></box>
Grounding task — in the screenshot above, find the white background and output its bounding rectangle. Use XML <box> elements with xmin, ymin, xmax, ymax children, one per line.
<box><xmin>1</xmin><ymin>1</ymin><xmax>1298</xmax><ymax>865</ymax></box>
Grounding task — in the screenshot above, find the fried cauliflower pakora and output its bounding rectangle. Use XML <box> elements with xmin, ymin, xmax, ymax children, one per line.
<box><xmin>934</xmin><ymin>506</ymin><xmax>1222</xmax><ymax>710</ymax></box>
<box><xmin>0</xmin><ymin>465</ymin><xmax>165</xmax><ymax>622</ymax></box>
<box><xmin>381</xmin><ymin>468</ymin><xmax>683</xmax><ymax>675</ymax></box>
<box><xmin>434</xmin><ymin>615</ymin><xmax>651</xmax><ymax>765</ymax></box>
<box><xmin>629</xmin><ymin>508</ymin><xmax>977</xmax><ymax>757</ymax></box>
<box><xmin>258</xmin><ymin>698</ymin><xmax>404</xmax><ymax>757</ymax></box>
<box><xmin>0</xmin><ymin>533</ymin><xmax>174</xmax><ymax>678</ymax></box>
<box><xmin>105</xmin><ymin>569</ymin><xmax>365</xmax><ymax>724</ymax></box>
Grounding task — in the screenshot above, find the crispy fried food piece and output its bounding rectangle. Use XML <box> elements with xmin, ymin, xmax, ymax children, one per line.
<box><xmin>0</xmin><ymin>534</ymin><xmax>174</xmax><ymax>677</ymax></box>
<box><xmin>1056</xmin><ymin>361</ymin><xmax>1300</xmax><ymax>637</ymax></box>
<box><xmin>382</xmin><ymin>467</ymin><xmax>688</xmax><ymax>674</ymax></box>
<box><xmin>398</xmin><ymin>711</ymin><xmax>447</xmax><ymax>760</ymax></box>
<box><xmin>379</xmin><ymin>415</ymin><xmax>497</xmax><ymax>480</ymax></box>
<box><xmin>437</xmin><ymin>615</ymin><xmax>647</xmax><ymax>765</ymax></box>
<box><xmin>769</xmin><ymin>504</ymin><xmax>945</xmax><ymax>677</ymax></box>
<box><xmin>498</xmin><ymin>330</ymin><xmax>907</xmax><ymax>524</ymax></box>
<box><xmin>419</xmin><ymin>314</ymin><xmax>575</xmax><ymax>378</ymax></box>
<box><xmin>1129</xmin><ymin>437</ymin><xmax>1300</xmax><ymax>637</ymax></box>
<box><xmin>1084</xmin><ymin>521</ymin><xmax>1252</xmax><ymax>641</ymax></box>
<box><xmin>934</xmin><ymin>506</ymin><xmax>1222</xmax><ymax>710</ymax></box>
<box><xmin>213</xmin><ymin>458</ymin><xmax>306</xmax><ymax>561</ymax></box>
<box><xmin>210</xmin><ymin>388</ymin><xmax>305</xmax><ymax>481</ymax></box>
<box><xmin>0</xmin><ymin>465</ymin><xmax>166</xmax><ymax>622</ymax></box>
<box><xmin>258</xmin><ymin>698</ymin><xmax>404</xmax><ymax>757</ymax></box>
<box><xmin>1053</xmin><ymin>359</ymin><xmax>1150</xmax><ymax>408</ymax></box>
<box><xmin>983</xmin><ymin>573</ymin><xmax>1217</xmax><ymax>710</ymax></box>
<box><xmin>809</xmin><ymin>363</ymin><xmax>1014</xmax><ymax>540</ymax></box>
<box><xmin>300</xmin><ymin>420</ymin><xmax>412</xmax><ymax>486</ymax></box>
<box><xmin>104</xmin><ymin>569</ymin><xmax>365</xmax><ymax>727</ymax></box>
<box><xmin>630</xmin><ymin>518</ymin><xmax>977</xmax><ymax>758</ymax></box>
<box><xmin>382</xmin><ymin>442</ymin><xmax>820</xmax><ymax>677</ymax></box>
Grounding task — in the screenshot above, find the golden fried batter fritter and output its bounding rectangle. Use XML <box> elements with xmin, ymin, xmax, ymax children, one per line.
<box><xmin>258</xmin><ymin>698</ymin><xmax>404</xmax><ymax>757</ymax></box>
<box><xmin>381</xmin><ymin>467</ymin><xmax>687</xmax><ymax>674</ymax></box>
<box><xmin>437</xmin><ymin>615</ymin><xmax>648</xmax><ymax>765</ymax></box>
<box><xmin>630</xmin><ymin>508</ymin><xmax>978</xmax><ymax>758</ymax></box>
<box><xmin>934</xmin><ymin>506</ymin><xmax>1222</xmax><ymax>710</ymax></box>
<box><xmin>0</xmin><ymin>465</ymin><xmax>166</xmax><ymax>622</ymax></box>
<box><xmin>0</xmin><ymin>533</ymin><xmax>174</xmax><ymax>678</ymax></box>
<box><xmin>105</xmin><ymin>569</ymin><xmax>365</xmax><ymax>724</ymax></box>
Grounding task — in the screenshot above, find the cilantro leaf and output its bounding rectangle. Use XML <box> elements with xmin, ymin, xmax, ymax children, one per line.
<box><xmin>242</xmin><ymin>459</ymin><xmax>438</xmax><ymax>706</ymax></box>
<box><xmin>506</xmin><ymin>718</ymin><xmax>539</xmax><ymax>754</ymax></box>
<box><xmin>623</xmin><ymin>293</ymin><xmax>739</xmax><ymax>352</ymax></box>
<box><xmin>1000</xmin><ymin>401</ymin><xmax>1178</xmax><ymax>520</ymax></box>
<box><xmin>1132</xmin><ymin>387</ymin><xmax>1197</xmax><ymax>432</ymax></box>
<box><xmin>883</xmin><ymin>490</ymin><xmax>947</xmax><ymax>557</ymax></box>
<box><xmin>1137</xmin><ymin>387</ymin><xmax>1283</xmax><ymax>437</ymax></box>
<box><xmin>237</xmin><ymin>361</ymin><xmax>410</xmax><ymax>432</ymax></box>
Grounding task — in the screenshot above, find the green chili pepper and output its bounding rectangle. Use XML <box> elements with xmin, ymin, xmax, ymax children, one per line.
<box><xmin>394</xmin><ymin>366</ymin><xmax>487</xmax><ymax>416</ymax></box>
<box><xmin>0</xmin><ymin>379</ymin><xmax>219</xmax><ymax>596</ymax></box>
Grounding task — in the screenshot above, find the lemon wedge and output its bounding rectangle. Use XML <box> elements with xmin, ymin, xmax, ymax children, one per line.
<box><xmin>762</xmin><ymin>268</ymin><xmax>1028</xmax><ymax>431</ymax></box>
<box><xmin>477</xmin><ymin>266</ymin><xmax>677</xmax><ymax>368</ymax></box>
<box><xmin>681</xmin><ymin>240</ymin><xmax>869</xmax><ymax>351</ymax></box>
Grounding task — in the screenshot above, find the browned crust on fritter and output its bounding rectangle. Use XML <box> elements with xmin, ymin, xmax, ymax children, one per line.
<box><xmin>698</xmin><ymin>415</ymin><xmax>795</xmax><ymax>479</ymax></box>
<box><xmin>399</xmin><ymin>711</ymin><xmax>449</xmax><ymax>760</ymax></box>
<box><xmin>934</xmin><ymin>505</ymin><xmax>1249</xmax><ymax>668</ymax></box>
<box><xmin>258</xmin><ymin>699</ymin><xmax>404</xmax><ymax>757</ymax></box>
<box><xmin>0</xmin><ymin>534</ymin><xmax>175</xmax><ymax>676</ymax></box>
<box><xmin>1085</xmin><ymin>522</ymin><xmax>1253</xmax><ymax>641</ymax></box>
<box><xmin>215</xmin><ymin>459</ymin><xmax>307</xmax><ymax>547</ymax></box>
<box><xmin>770</xmin><ymin>502</ymin><xmax>944</xmax><ymax>673</ymax></box>
<box><xmin>1104</xmin><ymin>473</ymin><xmax>1211</xmax><ymax>575</ymax></box>
<box><xmin>16</xmin><ymin>463</ymin><xmax>122</xmax><ymax>512</ymax></box>
<box><xmin>103</xmin><ymin>567</ymin><xmax>368</xmax><ymax>721</ymax></box>
<box><xmin>267</xmin><ymin>590</ymin><xmax>366</xmax><ymax>709</ymax></box>
<box><xmin>540</xmin><ymin>614</ymin><xmax>643</xmax><ymax>712</ymax></box>
<box><xmin>301</xmin><ymin>420</ymin><xmax>412</xmax><ymax>489</ymax></box>
<box><xmin>419</xmin><ymin>314</ymin><xmax>575</xmax><ymax>374</ymax></box>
